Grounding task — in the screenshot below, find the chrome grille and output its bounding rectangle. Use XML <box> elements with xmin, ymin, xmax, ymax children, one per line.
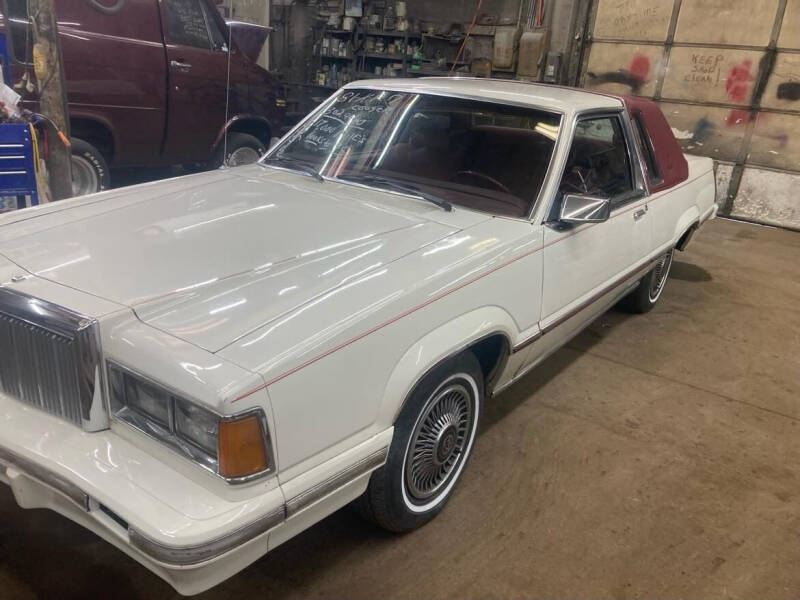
<box><xmin>0</xmin><ymin>287</ymin><xmax>106</xmax><ymax>431</ymax></box>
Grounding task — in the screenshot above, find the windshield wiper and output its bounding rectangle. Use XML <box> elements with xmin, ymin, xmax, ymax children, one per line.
<box><xmin>342</xmin><ymin>174</ymin><xmax>452</xmax><ymax>212</ymax></box>
<box><xmin>261</xmin><ymin>156</ymin><xmax>324</xmax><ymax>182</ymax></box>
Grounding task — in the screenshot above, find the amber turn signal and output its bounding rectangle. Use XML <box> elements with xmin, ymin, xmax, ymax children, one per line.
<box><xmin>218</xmin><ymin>415</ymin><xmax>269</xmax><ymax>479</ymax></box>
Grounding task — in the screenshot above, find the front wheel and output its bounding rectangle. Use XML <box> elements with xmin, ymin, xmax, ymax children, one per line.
<box><xmin>70</xmin><ymin>137</ymin><xmax>110</xmax><ymax>196</ymax></box>
<box><xmin>618</xmin><ymin>248</ymin><xmax>675</xmax><ymax>313</ymax></box>
<box><xmin>354</xmin><ymin>352</ymin><xmax>483</xmax><ymax>532</ymax></box>
<box><xmin>210</xmin><ymin>133</ymin><xmax>266</xmax><ymax>169</ymax></box>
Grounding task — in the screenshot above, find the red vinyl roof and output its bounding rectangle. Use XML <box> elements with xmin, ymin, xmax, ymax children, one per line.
<box><xmin>616</xmin><ymin>95</ymin><xmax>689</xmax><ymax>193</ymax></box>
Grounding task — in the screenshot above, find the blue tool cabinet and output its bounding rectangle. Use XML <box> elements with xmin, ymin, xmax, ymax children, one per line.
<box><xmin>0</xmin><ymin>123</ymin><xmax>38</xmax><ymax>209</ymax></box>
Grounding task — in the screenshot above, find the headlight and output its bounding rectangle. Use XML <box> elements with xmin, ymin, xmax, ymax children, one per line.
<box><xmin>107</xmin><ymin>362</ymin><xmax>273</xmax><ymax>482</ymax></box>
<box><xmin>174</xmin><ymin>398</ymin><xmax>218</xmax><ymax>456</ymax></box>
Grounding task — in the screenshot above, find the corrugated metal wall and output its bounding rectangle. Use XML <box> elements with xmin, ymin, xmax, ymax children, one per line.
<box><xmin>579</xmin><ymin>0</ymin><xmax>800</xmax><ymax>229</ymax></box>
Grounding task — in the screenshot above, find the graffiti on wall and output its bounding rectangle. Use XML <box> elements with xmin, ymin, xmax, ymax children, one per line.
<box><xmin>777</xmin><ymin>82</ymin><xmax>800</xmax><ymax>101</ymax></box>
<box><xmin>584</xmin><ymin>38</ymin><xmax>800</xmax><ymax>171</ymax></box>
<box><xmin>684</xmin><ymin>53</ymin><xmax>726</xmax><ymax>86</ymax></box>
<box><xmin>724</xmin><ymin>59</ymin><xmax>754</xmax><ymax>126</ymax></box>
<box><xmin>587</xmin><ymin>0</ymin><xmax>800</xmax><ymax>227</ymax></box>
<box><xmin>592</xmin><ymin>0</ymin><xmax>673</xmax><ymax>42</ymax></box>
<box><xmin>586</xmin><ymin>54</ymin><xmax>651</xmax><ymax>93</ymax></box>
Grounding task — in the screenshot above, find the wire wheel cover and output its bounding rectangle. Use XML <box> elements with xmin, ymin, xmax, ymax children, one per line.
<box><xmin>649</xmin><ymin>249</ymin><xmax>673</xmax><ymax>301</ymax></box>
<box><xmin>228</xmin><ymin>147</ymin><xmax>261</xmax><ymax>167</ymax></box>
<box><xmin>405</xmin><ymin>382</ymin><xmax>474</xmax><ymax>501</ymax></box>
<box><xmin>71</xmin><ymin>155</ymin><xmax>100</xmax><ymax>196</ymax></box>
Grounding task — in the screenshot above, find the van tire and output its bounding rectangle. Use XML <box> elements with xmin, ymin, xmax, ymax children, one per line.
<box><xmin>211</xmin><ymin>133</ymin><xmax>266</xmax><ymax>169</ymax></box>
<box><xmin>70</xmin><ymin>137</ymin><xmax>110</xmax><ymax>196</ymax></box>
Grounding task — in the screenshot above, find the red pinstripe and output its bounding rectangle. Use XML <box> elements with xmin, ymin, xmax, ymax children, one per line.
<box><xmin>231</xmin><ymin>169</ymin><xmax>713</xmax><ymax>403</ymax></box>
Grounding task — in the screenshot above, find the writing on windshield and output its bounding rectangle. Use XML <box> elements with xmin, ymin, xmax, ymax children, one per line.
<box><xmin>267</xmin><ymin>89</ymin><xmax>561</xmax><ymax>218</ymax></box>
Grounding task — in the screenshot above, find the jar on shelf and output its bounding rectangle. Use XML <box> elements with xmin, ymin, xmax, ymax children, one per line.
<box><xmin>383</xmin><ymin>3</ymin><xmax>396</xmax><ymax>31</ymax></box>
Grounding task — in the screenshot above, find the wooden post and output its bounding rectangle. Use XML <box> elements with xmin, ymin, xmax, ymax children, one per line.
<box><xmin>29</xmin><ymin>0</ymin><xmax>72</xmax><ymax>200</ymax></box>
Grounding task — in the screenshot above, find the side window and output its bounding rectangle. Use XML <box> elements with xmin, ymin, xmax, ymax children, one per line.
<box><xmin>558</xmin><ymin>115</ymin><xmax>634</xmax><ymax>201</ymax></box>
<box><xmin>3</xmin><ymin>0</ymin><xmax>32</xmax><ymax>64</ymax></box>
<box><xmin>164</xmin><ymin>0</ymin><xmax>212</xmax><ymax>49</ymax></box>
<box><xmin>631</xmin><ymin>111</ymin><xmax>661</xmax><ymax>184</ymax></box>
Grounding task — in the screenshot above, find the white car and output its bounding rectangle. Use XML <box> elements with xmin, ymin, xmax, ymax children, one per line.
<box><xmin>0</xmin><ymin>78</ymin><xmax>716</xmax><ymax>594</ymax></box>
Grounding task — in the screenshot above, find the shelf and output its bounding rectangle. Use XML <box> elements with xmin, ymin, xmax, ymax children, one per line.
<box><xmin>323</xmin><ymin>29</ymin><xmax>356</xmax><ymax>35</ymax></box>
<box><xmin>364</xmin><ymin>29</ymin><xmax>420</xmax><ymax>38</ymax></box>
<box><xmin>315</xmin><ymin>54</ymin><xmax>355</xmax><ymax>60</ymax></box>
<box><xmin>421</xmin><ymin>33</ymin><xmax>464</xmax><ymax>42</ymax></box>
<box><xmin>408</xmin><ymin>69</ymin><xmax>463</xmax><ymax>77</ymax></box>
<box><xmin>421</xmin><ymin>59</ymin><xmax>469</xmax><ymax>66</ymax></box>
<box><xmin>363</xmin><ymin>53</ymin><xmax>406</xmax><ymax>60</ymax></box>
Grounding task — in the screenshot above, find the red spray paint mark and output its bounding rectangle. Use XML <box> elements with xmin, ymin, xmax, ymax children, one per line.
<box><xmin>628</xmin><ymin>54</ymin><xmax>650</xmax><ymax>84</ymax></box>
<box><xmin>726</xmin><ymin>59</ymin><xmax>753</xmax><ymax>126</ymax></box>
<box><xmin>726</xmin><ymin>108</ymin><xmax>750</xmax><ymax>126</ymax></box>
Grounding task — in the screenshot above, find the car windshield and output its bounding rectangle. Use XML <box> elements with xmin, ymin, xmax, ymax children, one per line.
<box><xmin>264</xmin><ymin>89</ymin><xmax>561</xmax><ymax>218</ymax></box>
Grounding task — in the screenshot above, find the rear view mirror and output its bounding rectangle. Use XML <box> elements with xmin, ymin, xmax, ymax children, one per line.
<box><xmin>559</xmin><ymin>194</ymin><xmax>610</xmax><ymax>224</ymax></box>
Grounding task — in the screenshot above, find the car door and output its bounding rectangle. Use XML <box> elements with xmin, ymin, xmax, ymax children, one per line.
<box><xmin>160</xmin><ymin>0</ymin><xmax>242</xmax><ymax>163</ymax></box>
<box><xmin>536</xmin><ymin>112</ymin><xmax>651</xmax><ymax>350</ymax></box>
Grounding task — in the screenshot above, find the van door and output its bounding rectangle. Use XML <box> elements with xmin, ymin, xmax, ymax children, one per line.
<box><xmin>3</xmin><ymin>0</ymin><xmax>167</xmax><ymax>167</ymax></box>
<box><xmin>160</xmin><ymin>0</ymin><xmax>246</xmax><ymax>163</ymax></box>
<box><xmin>535</xmin><ymin>113</ymin><xmax>652</xmax><ymax>355</ymax></box>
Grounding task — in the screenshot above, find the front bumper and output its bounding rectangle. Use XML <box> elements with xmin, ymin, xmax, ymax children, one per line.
<box><xmin>0</xmin><ymin>392</ymin><xmax>286</xmax><ymax>595</ymax></box>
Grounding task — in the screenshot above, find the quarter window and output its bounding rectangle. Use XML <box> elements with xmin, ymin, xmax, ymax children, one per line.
<box><xmin>164</xmin><ymin>0</ymin><xmax>211</xmax><ymax>49</ymax></box>
<box><xmin>631</xmin><ymin>111</ymin><xmax>661</xmax><ymax>183</ymax></box>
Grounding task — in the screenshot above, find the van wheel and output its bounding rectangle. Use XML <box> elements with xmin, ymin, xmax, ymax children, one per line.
<box><xmin>618</xmin><ymin>248</ymin><xmax>675</xmax><ymax>314</ymax></box>
<box><xmin>211</xmin><ymin>133</ymin><xmax>266</xmax><ymax>168</ymax></box>
<box><xmin>354</xmin><ymin>351</ymin><xmax>483</xmax><ymax>532</ymax></box>
<box><xmin>71</xmin><ymin>138</ymin><xmax>110</xmax><ymax>196</ymax></box>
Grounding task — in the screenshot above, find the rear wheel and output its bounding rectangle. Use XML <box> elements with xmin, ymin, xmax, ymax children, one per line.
<box><xmin>618</xmin><ymin>248</ymin><xmax>675</xmax><ymax>313</ymax></box>
<box><xmin>70</xmin><ymin>138</ymin><xmax>110</xmax><ymax>196</ymax></box>
<box><xmin>354</xmin><ymin>352</ymin><xmax>483</xmax><ymax>532</ymax></box>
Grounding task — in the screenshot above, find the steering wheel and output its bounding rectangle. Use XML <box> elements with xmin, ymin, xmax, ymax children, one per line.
<box><xmin>560</xmin><ymin>166</ymin><xmax>593</xmax><ymax>195</ymax></box>
<box><xmin>452</xmin><ymin>170</ymin><xmax>512</xmax><ymax>195</ymax></box>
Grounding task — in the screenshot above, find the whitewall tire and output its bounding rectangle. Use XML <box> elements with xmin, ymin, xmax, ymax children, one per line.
<box><xmin>619</xmin><ymin>248</ymin><xmax>675</xmax><ymax>313</ymax></box>
<box><xmin>354</xmin><ymin>351</ymin><xmax>483</xmax><ymax>532</ymax></box>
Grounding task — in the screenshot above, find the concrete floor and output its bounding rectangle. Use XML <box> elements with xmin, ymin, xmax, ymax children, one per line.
<box><xmin>2</xmin><ymin>217</ymin><xmax>799</xmax><ymax>600</ymax></box>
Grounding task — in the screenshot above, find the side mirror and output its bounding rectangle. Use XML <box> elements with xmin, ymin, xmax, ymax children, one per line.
<box><xmin>226</xmin><ymin>21</ymin><xmax>273</xmax><ymax>62</ymax></box>
<box><xmin>559</xmin><ymin>194</ymin><xmax>610</xmax><ymax>224</ymax></box>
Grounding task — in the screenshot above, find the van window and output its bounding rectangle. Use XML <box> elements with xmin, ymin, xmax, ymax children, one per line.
<box><xmin>631</xmin><ymin>111</ymin><xmax>661</xmax><ymax>184</ymax></box>
<box><xmin>558</xmin><ymin>115</ymin><xmax>633</xmax><ymax>201</ymax></box>
<box><xmin>3</xmin><ymin>0</ymin><xmax>32</xmax><ymax>64</ymax></box>
<box><xmin>164</xmin><ymin>0</ymin><xmax>211</xmax><ymax>49</ymax></box>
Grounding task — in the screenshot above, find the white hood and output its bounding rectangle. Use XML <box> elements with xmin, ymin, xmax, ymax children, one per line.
<box><xmin>0</xmin><ymin>166</ymin><xmax>463</xmax><ymax>351</ymax></box>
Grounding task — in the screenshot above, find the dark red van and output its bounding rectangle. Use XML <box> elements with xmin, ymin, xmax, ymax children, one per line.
<box><xmin>0</xmin><ymin>0</ymin><xmax>285</xmax><ymax>195</ymax></box>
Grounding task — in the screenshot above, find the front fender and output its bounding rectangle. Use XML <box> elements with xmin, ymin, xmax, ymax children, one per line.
<box><xmin>376</xmin><ymin>307</ymin><xmax>516</xmax><ymax>428</ymax></box>
<box><xmin>212</xmin><ymin>115</ymin><xmax>275</xmax><ymax>152</ymax></box>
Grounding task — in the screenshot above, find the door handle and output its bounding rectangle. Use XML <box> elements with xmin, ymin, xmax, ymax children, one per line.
<box><xmin>170</xmin><ymin>60</ymin><xmax>192</xmax><ymax>70</ymax></box>
<box><xmin>633</xmin><ymin>206</ymin><xmax>648</xmax><ymax>221</ymax></box>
